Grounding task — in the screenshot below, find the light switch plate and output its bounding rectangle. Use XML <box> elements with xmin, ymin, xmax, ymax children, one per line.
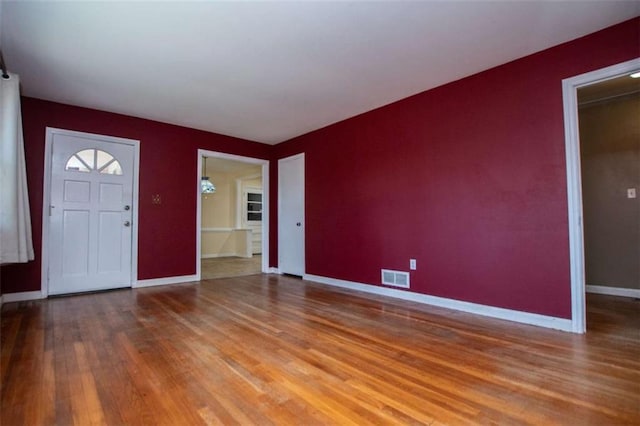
<box><xmin>628</xmin><ymin>188</ymin><xmax>636</xmax><ymax>199</ymax></box>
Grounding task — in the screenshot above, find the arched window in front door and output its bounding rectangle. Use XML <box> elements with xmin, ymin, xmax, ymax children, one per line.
<box><xmin>64</xmin><ymin>149</ymin><xmax>123</xmax><ymax>175</ymax></box>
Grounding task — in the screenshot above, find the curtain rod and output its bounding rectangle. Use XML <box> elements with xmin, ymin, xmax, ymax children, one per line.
<box><xmin>0</xmin><ymin>50</ymin><xmax>9</xmax><ymax>79</ymax></box>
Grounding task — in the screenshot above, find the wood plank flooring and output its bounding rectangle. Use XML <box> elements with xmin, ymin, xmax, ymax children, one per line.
<box><xmin>2</xmin><ymin>274</ymin><xmax>639</xmax><ymax>425</ymax></box>
<box><xmin>201</xmin><ymin>256</ymin><xmax>262</xmax><ymax>280</ymax></box>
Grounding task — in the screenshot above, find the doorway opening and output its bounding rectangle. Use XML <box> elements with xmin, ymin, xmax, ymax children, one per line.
<box><xmin>196</xmin><ymin>150</ymin><xmax>269</xmax><ymax>280</ymax></box>
<box><xmin>563</xmin><ymin>58</ymin><xmax>640</xmax><ymax>333</ymax></box>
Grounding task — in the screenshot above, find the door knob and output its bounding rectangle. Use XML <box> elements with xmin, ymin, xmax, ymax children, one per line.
<box><xmin>124</xmin><ymin>221</ymin><xmax>131</xmax><ymax>227</ymax></box>
<box><xmin>124</xmin><ymin>205</ymin><xmax>130</xmax><ymax>211</ymax></box>
<box><xmin>296</xmin><ymin>222</ymin><xmax>301</xmax><ymax>227</ymax></box>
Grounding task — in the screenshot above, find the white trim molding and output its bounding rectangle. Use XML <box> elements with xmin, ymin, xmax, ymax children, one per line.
<box><xmin>304</xmin><ymin>274</ymin><xmax>574</xmax><ymax>332</ymax></box>
<box><xmin>586</xmin><ymin>285</ymin><xmax>640</xmax><ymax>299</ymax></box>
<box><xmin>1</xmin><ymin>290</ymin><xmax>46</xmax><ymax>304</ymax></box>
<box><xmin>133</xmin><ymin>274</ymin><xmax>199</xmax><ymax>289</ymax></box>
<box><xmin>562</xmin><ymin>58</ymin><xmax>640</xmax><ymax>334</ymax></box>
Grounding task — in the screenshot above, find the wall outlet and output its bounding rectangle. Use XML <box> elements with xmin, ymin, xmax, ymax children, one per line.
<box><xmin>628</xmin><ymin>188</ymin><xmax>636</xmax><ymax>199</ymax></box>
<box><xmin>409</xmin><ymin>259</ymin><xmax>417</xmax><ymax>270</ymax></box>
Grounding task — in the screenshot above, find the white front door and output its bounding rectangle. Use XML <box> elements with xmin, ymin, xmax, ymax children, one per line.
<box><xmin>48</xmin><ymin>130</ymin><xmax>136</xmax><ymax>295</ymax></box>
<box><xmin>278</xmin><ymin>154</ymin><xmax>305</xmax><ymax>276</ymax></box>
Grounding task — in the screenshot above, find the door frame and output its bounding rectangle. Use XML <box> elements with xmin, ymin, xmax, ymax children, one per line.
<box><xmin>41</xmin><ymin>127</ymin><xmax>140</xmax><ymax>297</ymax></box>
<box><xmin>562</xmin><ymin>57</ymin><xmax>640</xmax><ymax>333</ymax></box>
<box><xmin>277</xmin><ymin>153</ymin><xmax>305</xmax><ymax>276</ymax></box>
<box><xmin>196</xmin><ymin>149</ymin><xmax>269</xmax><ymax>279</ymax></box>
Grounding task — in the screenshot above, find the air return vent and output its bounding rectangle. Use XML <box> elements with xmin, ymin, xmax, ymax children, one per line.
<box><xmin>381</xmin><ymin>269</ymin><xmax>410</xmax><ymax>288</ymax></box>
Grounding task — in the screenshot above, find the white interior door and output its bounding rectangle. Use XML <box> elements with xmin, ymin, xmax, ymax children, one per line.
<box><xmin>48</xmin><ymin>132</ymin><xmax>135</xmax><ymax>295</ymax></box>
<box><xmin>278</xmin><ymin>154</ymin><xmax>305</xmax><ymax>276</ymax></box>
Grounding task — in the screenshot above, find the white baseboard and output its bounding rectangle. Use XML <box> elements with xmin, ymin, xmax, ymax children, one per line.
<box><xmin>1</xmin><ymin>290</ymin><xmax>46</xmax><ymax>304</ymax></box>
<box><xmin>268</xmin><ymin>267</ymin><xmax>281</xmax><ymax>274</ymax></box>
<box><xmin>1</xmin><ymin>275</ymin><xmax>202</xmax><ymax>302</ymax></box>
<box><xmin>134</xmin><ymin>274</ymin><xmax>199</xmax><ymax>288</ymax></box>
<box><xmin>303</xmin><ymin>274</ymin><xmax>573</xmax><ymax>332</ymax></box>
<box><xmin>586</xmin><ymin>285</ymin><xmax>640</xmax><ymax>298</ymax></box>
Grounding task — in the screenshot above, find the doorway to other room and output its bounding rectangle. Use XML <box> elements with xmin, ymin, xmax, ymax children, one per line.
<box><xmin>196</xmin><ymin>150</ymin><xmax>269</xmax><ymax>280</ymax></box>
<box><xmin>563</xmin><ymin>58</ymin><xmax>640</xmax><ymax>333</ymax></box>
<box><xmin>578</xmin><ymin>74</ymin><xmax>639</xmax><ymax>305</ymax></box>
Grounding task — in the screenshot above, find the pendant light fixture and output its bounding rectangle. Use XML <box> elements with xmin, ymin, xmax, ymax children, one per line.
<box><xmin>201</xmin><ymin>157</ymin><xmax>216</xmax><ymax>194</ymax></box>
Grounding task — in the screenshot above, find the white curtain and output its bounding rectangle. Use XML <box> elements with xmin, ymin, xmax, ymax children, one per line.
<box><xmin>0</xmin><ymin>73</ymin><xmax>34</xmax><ymax>264</ymax></box>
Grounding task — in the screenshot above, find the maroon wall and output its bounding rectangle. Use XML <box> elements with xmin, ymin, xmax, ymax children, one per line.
<box><xmin>1</xmin><ymin>98</ymin><xmax>270</xmax><ymax>293</ymax></box>
<box><xmin>3</xmin><ymin>19</ymin><xmax>638</xmax><ymax>321</ymax></box>
<box><xmin>273</xmin><ymin>18</ymin><xmax>640</xmax><ymax>319</ymax></box>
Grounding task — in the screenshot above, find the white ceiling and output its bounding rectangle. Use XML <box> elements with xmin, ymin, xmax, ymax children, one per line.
<box><xmin>2</xmin><ymin>1</ymin><xmax>638</xmax><ymax>144</ymax></box>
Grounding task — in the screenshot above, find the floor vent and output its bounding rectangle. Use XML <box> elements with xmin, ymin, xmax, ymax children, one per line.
<box><xmin>381</xmin><ymin>269</ymin><xmax>410</xmax><ymax>288</ymax></box>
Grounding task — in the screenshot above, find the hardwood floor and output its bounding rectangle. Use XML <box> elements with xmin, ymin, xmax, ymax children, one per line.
<box><xmin>2</xmin><ymin>275</ymin><xmax>639</xmax><ymax>425</ymax></box>
<box><xmin>201</xmin><ymin>256</ymin><xmax>262</xmax><ymax>280</ymax></box>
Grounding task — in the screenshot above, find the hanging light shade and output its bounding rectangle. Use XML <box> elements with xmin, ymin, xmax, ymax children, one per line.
<box><xmin>201</xmin><ymin>177</ymin><xmax>215</xmax><ymax>194</ymax></box>
<box><xmin>201</xmin><ymin>157</ymin><xmax>216</xmax><ymax>194</ymax></box>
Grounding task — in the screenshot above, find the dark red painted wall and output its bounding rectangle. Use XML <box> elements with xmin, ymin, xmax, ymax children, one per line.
<box><xmin>1</xmin><ymin>98</ymin><xmax>270</xmax><ymax>293</ymax></box>
<box><xmin>273</xmin><ymin>18</ymin><xmax>640</xmax><ymax>319</ymax></box>
<box><xmin>3</xmin><ymin>19</ymin><xmax>638</xmax><ymax>321</ymax></box>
